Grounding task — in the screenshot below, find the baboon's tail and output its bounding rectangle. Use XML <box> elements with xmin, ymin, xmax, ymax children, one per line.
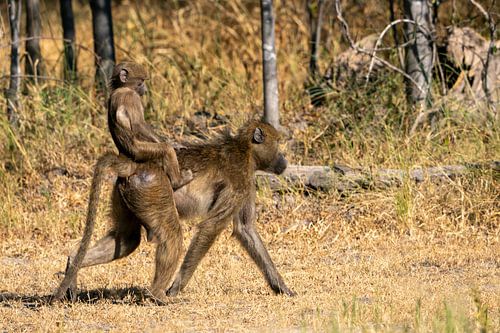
<box><xmin>52</xmin><ymin>153</ymin><xmax>118</xmax><ymax>302</ymax></box>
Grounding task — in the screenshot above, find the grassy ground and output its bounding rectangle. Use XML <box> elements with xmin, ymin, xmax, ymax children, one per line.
<box><xmin>0</xmin><ymin>1</ymin><xmax>498</xmax><ymax>332</ymax></box>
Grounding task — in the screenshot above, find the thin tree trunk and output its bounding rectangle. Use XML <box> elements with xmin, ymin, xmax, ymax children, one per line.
<box><xmin>60</xmin><ymin>0</ymin><xmax>77</xmax><ymax>81</ymax></box>
<box><xmin>5</xmin><ymin>0</ymin><xmax>22</xmax><ymax>126</ymax></box>
<box><xmin>90</xmin><ymin>0</ymin><xmax>115</xmax><ymax>91</ymax></box>
<box><xmin>260</xmin><ymin>0</ymin><xmax>279</xmax><ymax>129</ymax></box>
<box><xmin>389</xmin><ymin>0</ymin><xmax>405</xmax><ymax>69</ymax></box>
<box><xmin>403</xmin><ymin>0</ymin><xmax>433</xmax><ymax>107</ymax></box>
<box><xmin>307</xmin><ymin>0</ymin><xmax>325</xmax><ymax>79</ymax></box>
<box><xmin>25</xmin><ymin>0</ymin><xmax>44</xmax><ymax>83</ymax></box>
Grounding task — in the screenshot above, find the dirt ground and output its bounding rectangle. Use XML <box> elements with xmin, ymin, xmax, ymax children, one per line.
<box><xmin>1</xmin><ymin>193</ymin><xmax>498</xmax><ymax>332</ymax></box>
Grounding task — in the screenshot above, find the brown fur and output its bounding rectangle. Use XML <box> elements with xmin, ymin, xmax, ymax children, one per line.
<box><xmin>52</xmin><ymin>157</ymin><xmax>182</xmax><ymax>304</ymax></box>
<box><xmin>51</xmin><ymin>153</ymin><xmax>138</xmax><ymax>302</ymax></box>
<box><xmin>52</xmin><ymin>61</ymin><xmax>190</xmax><ymax>304</ymax></box>
<box><xmin>162</xmin><ymin>120</ymin><xmax>294</xmax><ymax>296</ymax></box>
<box><xmin>108</xmin><ymin>61</ymin><xmax>192</xmax><ymax>190</ymax></box>
<box><xmin>54</xmin><ymin>120</ymin><xmax>294</xmax><ymax>303</ymax></box>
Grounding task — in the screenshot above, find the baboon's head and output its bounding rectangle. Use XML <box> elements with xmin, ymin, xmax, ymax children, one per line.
<box><xmin>241</xmin><ymin>121</ymin><xmax>287</xmax><ymax>175</ymax></box>
<box><xmin>110</xmin><ymin>61</ymin><xmax>148</xmax><ymax>96</ymax></box>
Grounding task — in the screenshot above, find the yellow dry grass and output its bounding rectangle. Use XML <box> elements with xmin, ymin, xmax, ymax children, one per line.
<box><xmin>0</xmin><ymin>1</ymin><xmax>499</xmax><ymax>332</ymax></box>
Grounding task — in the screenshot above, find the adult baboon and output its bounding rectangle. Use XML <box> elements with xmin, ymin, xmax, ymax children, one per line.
<box><xmin>55</xmin><ymin>120</ymin><xmax>295</xmax><ymax>302</ymax></box>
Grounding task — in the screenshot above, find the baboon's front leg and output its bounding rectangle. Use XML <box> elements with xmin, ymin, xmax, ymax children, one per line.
<box><xmin>166</xmin><ymin>216</ymin><xmax>232</xmax><ymax>296</ymax></box>
<box><xmin>232</xmin><ymin>194</ymin><xmax>296</xmax><ymax>296</ymax></box>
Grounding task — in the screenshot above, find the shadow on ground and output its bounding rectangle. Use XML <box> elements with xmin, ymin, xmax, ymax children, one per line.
<box><xmin>0</xmin><ymin>287</ymin><xmax>183</xmax><ymax>308</ymax></box>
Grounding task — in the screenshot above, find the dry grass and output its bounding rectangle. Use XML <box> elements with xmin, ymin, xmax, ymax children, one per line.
<box><xmin>0</xmin><ymin>1</ymin><xmax>499</xmax><ymax>332</ymax></box>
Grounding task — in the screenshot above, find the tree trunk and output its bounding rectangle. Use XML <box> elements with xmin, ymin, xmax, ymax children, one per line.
<box><xmin>5</xmin><ymin>0</ymin><xmax>22</xmax><ymax>126</ymax></box>
<box><xmin>25</xmin><ymin>0</ymin><xmax>44</xmax><ymax>83</ymax></box>
<box><xmin>389</xmin><ymin>0</ymin><xmax>405</xmax><ymax>69</ymax></box>
<box><xmin>403</xmin><ymin>0</ymin><xmax>433</xmax><ymax>107</ymax></box>
<box><xmin>307</xmin><ymin>0</ymin><xmax>325</xmax><ymax>79</ymax></box>
<box><xmin>90</xmin><ymin>0</ymin><xmax>115</xmax><ymax>91</ymax></box>
<box><xmin>260</xmin><ymin>0</ymin><xmax>279</xmax><ymax>129</ymax></box>
<box><xmin>60</xmin><ymin>0</ymin><xmax>77</xmax><ymax>81</ymax></box>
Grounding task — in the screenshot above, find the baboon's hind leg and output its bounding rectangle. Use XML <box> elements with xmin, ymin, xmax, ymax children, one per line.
<box><xmin>64</xmin><ymin>186</ymin><xmax>142</xmax><ymax>300</ymax></box>
<box><xmin>150</xmin><ymin>236</ymin><xmax>182</xmax><ymax>302</ymax></box>
<box><xmin>119</xmin><ymin>169</ymin><xmax>184</xmax><ymax>301</ymax></box>
<box><xmin>136</xmin><ymin>195</ymin><xmax>183</xmax><ymax>302</ymax></box>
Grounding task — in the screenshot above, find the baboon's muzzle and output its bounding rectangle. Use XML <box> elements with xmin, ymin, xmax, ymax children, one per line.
<box><xmin>271</xmin><ymin>153</ymin><xmax>287</xmax><ymax>175</ymax></box>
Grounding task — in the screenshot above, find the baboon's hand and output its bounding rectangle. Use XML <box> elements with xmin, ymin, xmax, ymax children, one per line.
<box><xmin>278</xmin><ymin>286</ymin><xmax>297</xmax><ymax>297</ymax></box>
<box><xmin>166</xmin><ymin>283</ymin><xmax>180</xmax><ymax>297</ymax></box>
<box><xmin>147</xmin><ymin>288</ymin><xmax>169</xmax><ymax>306</ymax></box>
<box><xmin>181</xmin><ymin>169</ymin><xmax>193</xmax><ymax>184</ymax></box>
<box><xmin>171</xmin><ymin>169</ymin><xmax>193</xmax><ymax>191</ymax></box>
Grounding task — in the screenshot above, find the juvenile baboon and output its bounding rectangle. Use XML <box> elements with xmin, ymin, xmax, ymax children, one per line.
<box><xmin>108</xmin><ymin>61</ymin><xmax>192</xmax><ymax>190</ymax></box>
<box><xmin>55</xmin><ymin>120</ymin><xmax>295</xmax><ymax>301</ymax></box>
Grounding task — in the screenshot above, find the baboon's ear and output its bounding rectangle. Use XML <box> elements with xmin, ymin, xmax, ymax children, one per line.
<box><xmin>253</xmin><ymin>127</ymin><xmax>265</xmax><ymax>143</ymax></box>
<box><xmin>119</xmin><ymin>69</ymin><xmax>128</xmax><ymax>83</ymax></box>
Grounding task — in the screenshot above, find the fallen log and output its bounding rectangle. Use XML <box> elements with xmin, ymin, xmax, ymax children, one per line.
<box><xmin>256</xmin><ymin>161</ymin><xmax>499</xmax><ymax>192</ymax></box>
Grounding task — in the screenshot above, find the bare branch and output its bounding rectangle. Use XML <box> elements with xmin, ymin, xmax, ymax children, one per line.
<box><xmin>469</xmin><ymin>0</ymin><xmax>490</xmax><ymax>18</ymax></box>
<box><xmin>365</xmin><ymin>18</ymin><xmax>430</xmax><ymax>84</ymax></box>
<box><xmin>334</xmin><ymin>0</ymin><xmax>426</xmax><ymax>95</ymax></box>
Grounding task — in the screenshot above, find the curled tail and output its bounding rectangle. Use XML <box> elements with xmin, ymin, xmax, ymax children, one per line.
<box><xmin>52</xmin><ymin>153</ymin><xmax>125</xmax><ymax>302</ymax></box>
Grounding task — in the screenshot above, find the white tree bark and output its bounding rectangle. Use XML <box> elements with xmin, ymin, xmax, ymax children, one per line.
<box><xmin>260</xmin><ymin>0</ymin><xmax>280</xmax><ymax>129</ymax></box>
<box><xmin>6</xmin><ymin>0</ymin><xmax>22</xmax><ymax>126</ymax></box>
